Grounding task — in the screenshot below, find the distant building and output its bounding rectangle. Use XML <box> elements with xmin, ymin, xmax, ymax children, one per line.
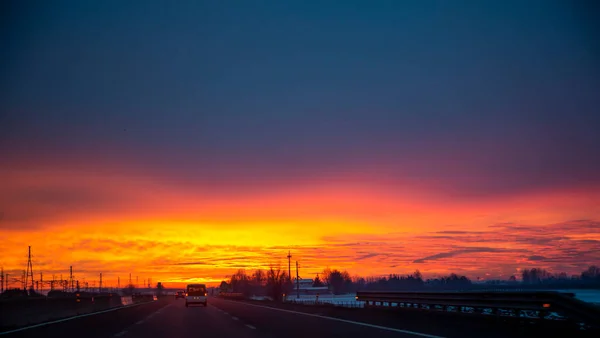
<box><xmin>292</xmin><ymin>278</ymin><xmax>330</xmax><ymax>295</ymax></box>
<box><xmin>296</xmin><ymin>279</ymin><xmax>313</xmax><ymax>288</ymax></box>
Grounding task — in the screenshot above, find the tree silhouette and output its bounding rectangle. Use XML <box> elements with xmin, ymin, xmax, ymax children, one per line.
<box><xmin>219</xmin><ymin>280</ymin><xmax>230</xmax><ymax>292</ymax></box>
<box><xmin>155</xmin><ymin>282</ymin><xmax>164</xmax><ymax>296</ymax></box>
<box><xmin>313</xmin><ymin>274</ymin><xmax>324</xmax><ymax>287</ymax></box>
<box><xmin>252</xmin><ymin>270</ymin><xmax>265</xmax><ymax>285</ymax></box>
<box><xmin>266</xmin><ymin>266</ymin><xmax>291</xmax><ymax>301</ymax></box>
<box><xmin>327</xmin><ymin>270</ymin><xmax>345</xmax><ymax>294</ymax></box>
<box><xmin>582</xmin><ymin>266</ymin><xmax>600</xmax><ymax>280</ymax></box>
<box><xmin>230</xmin><ymin>269</ymin><xmax>250</xmax><ymax>295</ymax></box>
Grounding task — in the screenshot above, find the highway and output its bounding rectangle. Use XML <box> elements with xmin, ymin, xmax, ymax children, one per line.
<box><xmin>2</xmin><ymin>297</ymin><xmax>596</xmax><ymax>338</ymax></box>
<box><xmin>115</xmin><ymin>297</ymin><xmax>445</xmax><ymax>338</ymax></box>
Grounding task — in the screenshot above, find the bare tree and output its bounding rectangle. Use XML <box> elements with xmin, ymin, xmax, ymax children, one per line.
<box><xmin>266</xmin><ymin>265</ymin><xmax>291</xmax><ymax>301</ymax></box>
<box><xmin>252</xmin><ymin>270</ymin><xmax>265</xmax><ymax>286</ymax></box>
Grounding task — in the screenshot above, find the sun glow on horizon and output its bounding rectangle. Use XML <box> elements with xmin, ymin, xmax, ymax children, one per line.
<box><xmin>2</xmin><ymin>167</ymin><xmax>599</xmax><ymax>289</ymax></box>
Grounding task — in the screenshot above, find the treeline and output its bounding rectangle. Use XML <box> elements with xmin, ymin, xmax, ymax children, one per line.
<box><xmin>519</xmin><ymin>265</ymin><xmax>600</xmax><ymax>286</ymax></box>
<box><xmin>221</xmin><ymin>265</ymin><xmax>600</xmax><ymax>297</ymax></box>
<box><xmin>219</xmin><ymin>267</ymin><xmax>293</xmax><ymax>301</ymax></box>
<box><xmin>322</xmin><ymin>268</ymin><xmax>471</xmax><ymax>294</ymax></box>
<box><xmin>221</xmin><ymin>267</ymin><xmax>473</xmax><ymax>296</ymax></box>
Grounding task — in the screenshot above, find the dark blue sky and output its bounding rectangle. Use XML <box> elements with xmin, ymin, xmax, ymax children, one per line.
<box><xmin>1</xmin><ymin>0</ymin><xmax>599</xmax><ymax>199</ymax></box>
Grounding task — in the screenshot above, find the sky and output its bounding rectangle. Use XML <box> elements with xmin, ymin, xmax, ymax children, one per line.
<box><xmin>1</xmin><ymin>0</ymin><xmax>599</xmax><ymax>288</ymax></box>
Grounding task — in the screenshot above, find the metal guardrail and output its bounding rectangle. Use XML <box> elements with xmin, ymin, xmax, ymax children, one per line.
<box><xmin>356</xmin><ymin>291</ymin><xmax>600</xmax><ymax>328</ymax></box>
<box><xmin>285</xmin><ymin>299</ymin><xmax>363</xmax><ymax>308</ymax></box>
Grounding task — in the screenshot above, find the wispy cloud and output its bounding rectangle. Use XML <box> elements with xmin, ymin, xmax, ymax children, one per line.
<box><xmin>527</xmin><ymin>255</ymin><xmax>547</xmax><ymax>261</ymax></box>
<box><xmin>435</xmin><ymin>230</ymin><xmax>488</xmax><ymax>235</ymax></box>
<box><xmin>356</xmin><ymin>253</ymin><xmax>382</xmax><ymax>261</ymax></box>
<box><xmin>413</xmin><ymin>247</ymin><xmax>525</xmax><ymax>264</ymax></box>
<box><xmin>171</xmin><ymin>261</ymin><xmax>208</xmax><ymax>266</ymax></box>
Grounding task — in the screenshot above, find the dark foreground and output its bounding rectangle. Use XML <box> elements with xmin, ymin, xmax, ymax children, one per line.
<box><xmin>2</xmin><ymin>297</ymin><xmax>597</xmax><ymax>338</ymax></box>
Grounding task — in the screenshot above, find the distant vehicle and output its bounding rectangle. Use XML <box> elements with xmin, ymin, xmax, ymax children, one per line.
<box><xmin>185</xmin><ymin>284</ymin><xmax>207</xmax><ymax>307</ymax></box>
<box><xmin>175</xmin><ymin>291</ymin><xmax>185</xmax><ymax>299</ymax></box>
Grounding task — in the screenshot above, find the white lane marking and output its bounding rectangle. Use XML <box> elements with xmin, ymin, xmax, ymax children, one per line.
<box><xmin>145</xmin><ymin>304</ymin><xmax>170</xmax><ymax>320</ymax></box>
<box><xmin>0</xmin><ymin>301</ymin><xmax>158</xmax><ymax>336</ymax></box>
<box><xmin>231</xmin><ymin>316</ymin><xmax>239</xmax><ymax>321</ymax></box>
<box><xmin>216</xmin><ymin>300</ymin><xmax>445</xmax><ymax>338</ymax></box>
<box><xmin>114</xmin><ymin>331</ymin><xmax>128</xmax><ymax>337</ymax></box>
<box><xmin>246</xmin><ymin>325</ymin><xmax>256</xmax><ymax>330</ymax></box>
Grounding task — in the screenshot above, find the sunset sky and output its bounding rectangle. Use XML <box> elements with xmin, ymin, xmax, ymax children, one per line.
<box><xmin>1</xmin><ymin>1</ymin><xmax>599</xmax><ymax>288</ymax></box>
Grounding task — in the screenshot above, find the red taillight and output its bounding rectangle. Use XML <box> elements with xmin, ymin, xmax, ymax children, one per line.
<box><xmin>204</xmin><ymin>293</ymin><xmax>207</xmax><ymax>296</ymax></box>
<box><xmin>185</xmin><ymin>293</ymin><xmax>188</xmax><ymax>297</ymax></box>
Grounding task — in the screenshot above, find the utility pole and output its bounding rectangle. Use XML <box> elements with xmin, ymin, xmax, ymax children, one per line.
<box><xmin>296</xmin><ymin>261</ymin><xmax>300</xmax><ymax>299</ymax></box>
<box><xmin>26</xmin><ymin>246</ymin><xmax>34</xmax><ymax>292</ymax></box>
<box><xmin>51</xmin><ymin>275</ymin><xmax>55</xmax><ymax>291</ymax></box>
<box><xmin>129</xmin><ymin>273</ymin><xmax>132</xmax><ymax>286</ymax></box>
<box><xmin>40</xmin><ymin>272</ymin><xmax>43</xmax><ymax>293</ymax></box>
<box><xmin>5</xmin><ymin>273</ymin><xmax>8</xmax><ymax>291</ymax></box>
<box><xmin>69</xmin><ymin>266</ymin><xmax>73</xmax><ymax>292</ymax></box>
<box><xmin>99</xmin><ymin>273</ymin><xmax>103</xmax><ymax>293</ymax></box>
<box><xmin>22</xmin><ymin>270</ymin><xmax>26</xmax><ymax>290</ymax></box>
<box><xmin>287</xmin><ymin>251</ymin><xmax>292</xmax><ymax>281</ymax></box>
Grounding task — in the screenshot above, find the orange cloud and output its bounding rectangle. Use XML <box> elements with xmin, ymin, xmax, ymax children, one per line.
<box><xmin>1</xmin><ymin>167</ymin><xmax>599</xmax><ymax>288</ymax></box>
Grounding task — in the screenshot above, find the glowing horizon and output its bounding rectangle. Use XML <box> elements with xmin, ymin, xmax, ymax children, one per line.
<box><xmin>2</xmin><ymin>166</ymin><xmax>599</xmax><ymax>289</ymax></box>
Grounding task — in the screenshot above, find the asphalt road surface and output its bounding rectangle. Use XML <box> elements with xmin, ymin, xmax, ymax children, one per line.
<box><xmin>2</xmin><ymin>297</ymin><xmax>596</xmax><ymax>338</ymax></box>
<box><xmin>1</xmin><ymin>297</ymin><xmax>447</xmax><ymax>338</ymax></box>
<box><xmin>122</xmin><ymin>297</ymin><xmax>446</xmax><ymax>338</ymax></box>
